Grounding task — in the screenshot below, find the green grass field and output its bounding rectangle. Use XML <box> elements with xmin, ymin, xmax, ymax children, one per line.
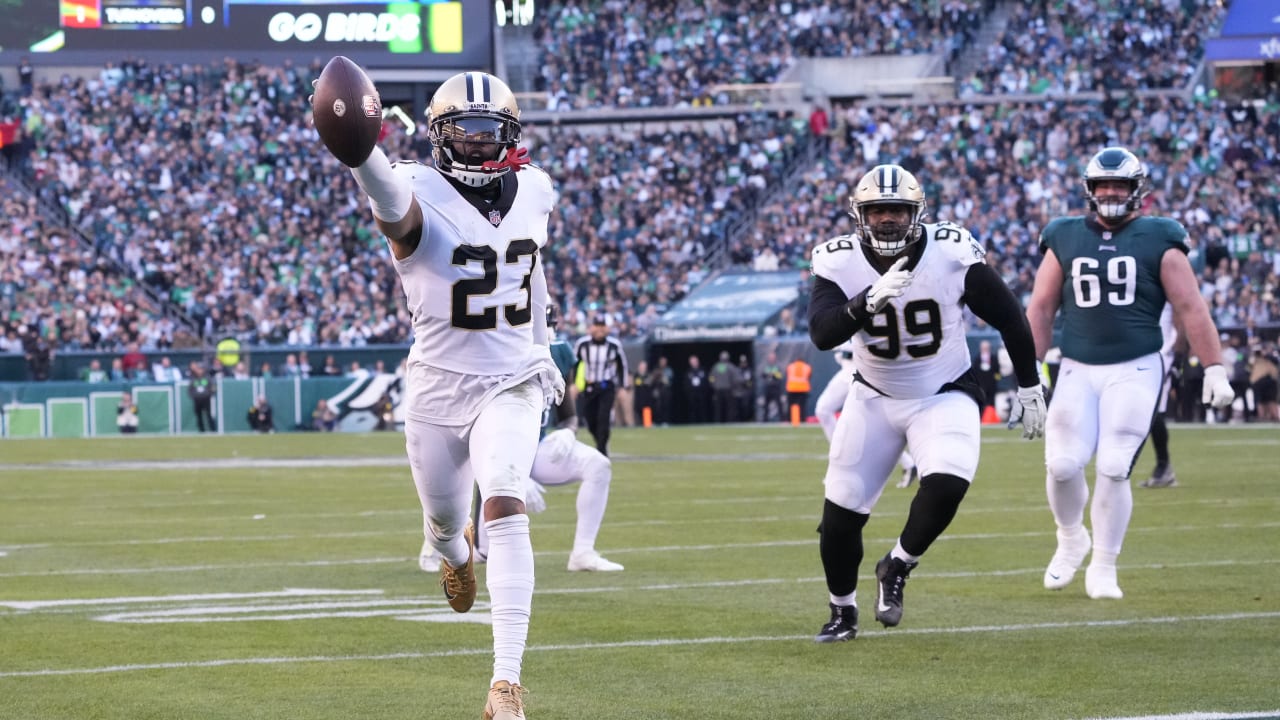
<box><xmin>1</xmin><ymin>425</ymin><xmax>1277</xmax><ymax>720</ymax></box>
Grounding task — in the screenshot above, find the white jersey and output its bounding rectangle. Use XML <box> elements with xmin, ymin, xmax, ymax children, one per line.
<box><xmin>810</xmin><ymin>222</ymin><xmax>984</xmax><ymax>399</ymax></box>
<box><xmin>390</xmin><ymin>163</ymin><xmax>560</xmax><ymax>424</ymax></box>
<box><xmin>833</xmin><ymin>339</ymin><xmax>857</xmax><ymax>371</ymax></box>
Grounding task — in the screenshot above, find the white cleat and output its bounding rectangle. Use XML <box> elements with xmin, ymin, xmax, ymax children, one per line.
<box><xmin>418</xmin><ymin>539</ymin><xmax>441</xmax><ymax>573</ymax></box>
<box><xmin>567</xmin><ymin>550</ymin><xmax>624</xmax><ymax>572</ymax></box>
<box><xmin>1085</xmin><ymin>565</ymin><xmax>1124</xmax><ymax>599</ymax></box>
<box><xmin>1044</xmin><ymin>527</ymin><xmax>1092</xmax><ymax>590</ymax></box>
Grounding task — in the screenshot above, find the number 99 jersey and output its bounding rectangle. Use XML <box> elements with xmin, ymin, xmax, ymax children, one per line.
<box><xmin>810</xmin><ymin>222</ymin><xmax>986</xmax><ymax>399</ymax></box>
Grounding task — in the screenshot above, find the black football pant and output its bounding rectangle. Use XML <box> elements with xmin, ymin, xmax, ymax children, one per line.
<box><xmin>582</xmin><ymin>384</ymin><xmax>616</xmax><ymax>456</ymax></box>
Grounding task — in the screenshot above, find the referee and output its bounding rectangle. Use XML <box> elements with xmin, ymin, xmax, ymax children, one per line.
<box><xmin>574</xmin><ymin>314</ymin><xmax>628</xmax><ymax>456</ymax></box>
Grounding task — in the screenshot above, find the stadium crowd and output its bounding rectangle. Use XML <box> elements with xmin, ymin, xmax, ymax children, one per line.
<box><xmin>532</xmin><ymin>0</ymin><xmax>993</xmax><ymax>109</ymax></box>
<box><xmin>1</xmin><ymin>0</ymin><xmax>1277</xmax><ymax>418</ymax></box>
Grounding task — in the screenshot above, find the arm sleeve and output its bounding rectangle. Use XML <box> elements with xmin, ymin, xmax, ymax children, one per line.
<box><xmin>962</xmin><ymin>263</ymin><xmax>1040</xmax><ymax>388</ymax></box>
<box><xmin>808</xmin><ymin>275</ymin><xmax>873</xmax><ymax>350</ymax></box>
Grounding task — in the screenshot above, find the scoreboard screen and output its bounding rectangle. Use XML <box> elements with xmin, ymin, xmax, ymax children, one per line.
<box><xmin>0</xmin><ymin>0</ymin><xmax>493</xmax><ymax>69</ymax></box>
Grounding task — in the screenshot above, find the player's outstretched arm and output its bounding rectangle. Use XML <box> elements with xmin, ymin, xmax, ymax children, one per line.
<box><xmin>310</xmin><ymin>56</ymin><xmax>422</xmax><ymax>259</ymax></box>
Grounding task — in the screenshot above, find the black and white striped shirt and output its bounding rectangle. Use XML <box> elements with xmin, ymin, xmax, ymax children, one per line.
<box><xmin>574</xmin><ymin>335</ymin><xmax>628</xmax><ymax>388</ymax></box>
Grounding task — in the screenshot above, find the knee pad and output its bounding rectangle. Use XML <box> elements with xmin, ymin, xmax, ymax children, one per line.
<box><xmin>1095</xmin><ymin>451</ymin><xmax>1134</xmax><ymax>481</ymax></box>
<box><xmin>1046</xmin><ymin>455</ymin><xmax>1086</xmax><ymax>483</ymax></box>
<box><xmin>582</xmin><ymin>452</ymin><xmax>611</xmax><ymax>486</ymax></box>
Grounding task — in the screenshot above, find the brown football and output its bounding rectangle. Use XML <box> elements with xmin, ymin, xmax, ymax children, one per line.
<box><xmin>311</xmin><ymin>56</ymin><xmax>383</xmax><ymax>168</ymax></box>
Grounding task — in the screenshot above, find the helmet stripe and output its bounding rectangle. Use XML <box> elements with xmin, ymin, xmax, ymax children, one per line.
<box><xmin>480</xmin><ymin>73</ymin><xmax>491</xmax><ymax>103</ymax></box>
<box><xmin>876</xmin><ymin>166</ymin><xmax>900</xmax><ymax>193</ymax></box>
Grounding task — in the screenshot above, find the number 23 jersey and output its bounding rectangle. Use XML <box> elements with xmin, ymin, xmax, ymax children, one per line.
<box><xmin>810</xmin><ymin>222</ymin><xmax>985</xmax><ymax>399</ymax></box>
<box><xmin>391</xmin><ymin>163</ymin><xmax>555</xmax><ymax>376</ymax></box>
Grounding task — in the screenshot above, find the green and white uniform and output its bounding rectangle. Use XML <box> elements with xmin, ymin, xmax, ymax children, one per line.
<box><xmin>1038</xmin><ymin>214</ymin><xmax>1188</xmax><ymax>579</ymax></box>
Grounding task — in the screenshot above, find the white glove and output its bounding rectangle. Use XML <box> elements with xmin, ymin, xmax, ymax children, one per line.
<box><xmin>865</xmin><ymin>257</ymin><xmax>913</xmax><ymax>313</ymax></box>
<box><xmin>523</xmin><ymin>477</ymin><xmax>548</xmax><ymax>514</ymax></box>
<box><xmin>1007</xmin><ymin>385</ymin><xmax>1046</xmax><ymax>440</ymax></box>
<box><xmin>1202</xmin><ymin>364</ymin><xmax>1235</xmax><ymax>409</ymax></box>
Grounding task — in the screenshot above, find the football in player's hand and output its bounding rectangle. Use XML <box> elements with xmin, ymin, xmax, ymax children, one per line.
<box><xmin>311</xmin><ymin>56</ymin><xmax>382</xmax><ymax>168</ymax></box>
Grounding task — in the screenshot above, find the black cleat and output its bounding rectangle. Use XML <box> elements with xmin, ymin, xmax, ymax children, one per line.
<box><xmin>874</xmin><ymin>553</ymin><xmax>918</xmax><ymax>627</ymax></box>
<box><xmin>814</xmin><ymin>603</ymin><xmax>858</xmax><ymax>643</ymax></box>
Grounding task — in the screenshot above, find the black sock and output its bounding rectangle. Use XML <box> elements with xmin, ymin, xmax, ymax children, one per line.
<box><xmin>899</xmin><ymin>474</ymin><xmax>970</xmax><ymax>557</ymax></box>
<box><xmin>818</xmin><ymin>499</ymin><xmax>869</xmax><ymax>598</ymax></box>
<box><xmin>1150</xmin><ymin>413</ymin><xmax>1169</xmax><ymax>468</ymax></box>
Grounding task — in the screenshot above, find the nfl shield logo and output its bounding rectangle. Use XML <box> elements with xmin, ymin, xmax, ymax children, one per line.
<box><xmin>488</xmin><ymin>210</ymin><xmax>503</xmax><ymax>226</ymax></box>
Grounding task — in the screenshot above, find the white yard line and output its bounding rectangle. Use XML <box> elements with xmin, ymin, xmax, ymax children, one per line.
<box><xmin>0</xmin><ymin>610</ymin><xmax>1277</xmax><ymax>679</ymax></box>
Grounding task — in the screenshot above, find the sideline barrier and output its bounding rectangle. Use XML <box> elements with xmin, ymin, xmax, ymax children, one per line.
<box><xmin>0</xmin><ymin>374</ymin><xmax>405</xmax><ymax>438</ymax></box>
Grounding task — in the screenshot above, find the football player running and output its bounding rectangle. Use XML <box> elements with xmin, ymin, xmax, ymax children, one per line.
<box><xmin>813</xmin><ymin>340</ymin><xmax>917</xmax><ymax>487</ymax></box>
<box><xmin>808</xmin><ymin>164</ymin><xmax>1045</xmax><ymax>642</ymax></box>
<box><xmin>314</xmin><ymin>68</ymin><xmax>562</xmax><ymax>720</ymax></box>
<box><xmin>1026</xmin><ymin>147</ymin><xmax>1234</xmax><ymax>600</ymax></box>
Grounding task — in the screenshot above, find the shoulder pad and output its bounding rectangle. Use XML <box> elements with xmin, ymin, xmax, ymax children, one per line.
<box><xmin>1038</xmin><ymin>216</ymin><xmax>1080</xmax><ymax>252</ymax></box>
<box><xmin>810</xmin><ymin>235</ymin><xmax>861</xmax><ymax>281</ymax></box>
<box><xmin>1139</xmin><ymin>216</ymin><xmax>1190</xmax><ymax>251</ymax></box>
<box><xmin>925</xmin><ymin>222</ymin><xmax>985</xmax><ymax>264</ymax></box>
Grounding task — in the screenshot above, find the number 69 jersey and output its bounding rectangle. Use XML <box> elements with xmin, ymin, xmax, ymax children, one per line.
<box><xmin>810</xmin><ymin>222</ymin><xmax>986</xmax><ymax>399</ymax></box>
<box><xmin>1039</xmin><ymin>215</ymin><xmax>1186</xmax><ymax>365</ymax></box>
<box><xmin>391</xmin><ymin>162</ymin><xmax>561</xmax><ymax>424</ymax></box>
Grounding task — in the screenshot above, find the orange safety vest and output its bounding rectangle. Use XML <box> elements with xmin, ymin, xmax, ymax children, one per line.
<box><xmin>785</xmin><ymin>360</ymin><xmax>812</xmax><ymax>393</ymax></box>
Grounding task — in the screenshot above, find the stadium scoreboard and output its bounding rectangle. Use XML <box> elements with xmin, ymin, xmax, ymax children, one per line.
<box><xmin>0</xmin><ymin>0</ymin><xmax>494</xmax><ymax>69</ymax></box>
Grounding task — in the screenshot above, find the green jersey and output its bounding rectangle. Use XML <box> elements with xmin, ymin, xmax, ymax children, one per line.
<box><xmin>542</xmin><ymin>340</ymin><xmax>577</xmax><ymax>435</ymax></box>
<box><xmin>1040</xmin><ymin>215</ymin><xmax>1188</xmax><ymax>365</ymax></box>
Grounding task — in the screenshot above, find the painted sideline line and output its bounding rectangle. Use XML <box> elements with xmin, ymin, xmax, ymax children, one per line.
<box><xmin>1</xmin><ymin>610</ymin><xmax>1277</xmax><ymax>679</ymax></box>
<box><xmin>1079</xmin><ymin>713</ymin><xmax>1280</xmax><ymax>720</ymax></box>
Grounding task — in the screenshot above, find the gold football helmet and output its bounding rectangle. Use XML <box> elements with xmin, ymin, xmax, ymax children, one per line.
<box><xmin>427</xmin><ymin>71</ymin><xmax>521</xmax><ymax>187</ymax></box>
<box><xmin>848</xmin><ymin>165</ymin><xmax>927</xmax><ymax>256</ymax></box>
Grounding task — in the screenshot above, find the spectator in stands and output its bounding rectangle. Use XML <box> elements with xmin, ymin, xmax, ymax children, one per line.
<box><xmin>322</xmin><ymin>355</ymin><xmax>342</xmax><ymax>376</ymax></box>
<box><xmin>119</xmin><ymin>343</ymin><xmax>147</xmax><ymax>380</ymax></box>
<box><xmin>80</xmin><ymin>359</ymin><xmax>107</xmax><ymax>383</ymax></box>
<box><xmin>151</xmin><ymin>356</ymin><xmax>182</xmax><ymax>382</ymax></box>
<box><xmin>23</xmin><ymin>326</ymin><xmax>54</xmax><ymax>381</ymax></box>
<box><xmin>16</xmin><ymin>56</ymin><xmax>33</xmax><ymax>96</ymax></box>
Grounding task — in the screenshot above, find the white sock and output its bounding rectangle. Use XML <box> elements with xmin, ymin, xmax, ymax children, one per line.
<box><xmin>571</xmin><ymin>454</ymin><xmax>612</xmax><ymax>556</ymax></box>
<box><xmin>486</xmin><ymin>514</ymin><xmax>534</xmax><ymax>686</ymax></box>
<box><xmin>829</xmin><ymin>590</ymin><xmax>856</xmax><ymax>607</ymax></box>
<box><xmin>891</xmin><ymin>541</ymin><xmax>919</xmax><ymax>565</ymax></box>
<box><xmin>1090</xmin><ymin>473</ymin><xmax>1132</xmax><ymax>561</ymax></box>
<box><xmin>427</xmin><ymin>524</ymin><xmax>470</xmax><ymax>569</ymax></box>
